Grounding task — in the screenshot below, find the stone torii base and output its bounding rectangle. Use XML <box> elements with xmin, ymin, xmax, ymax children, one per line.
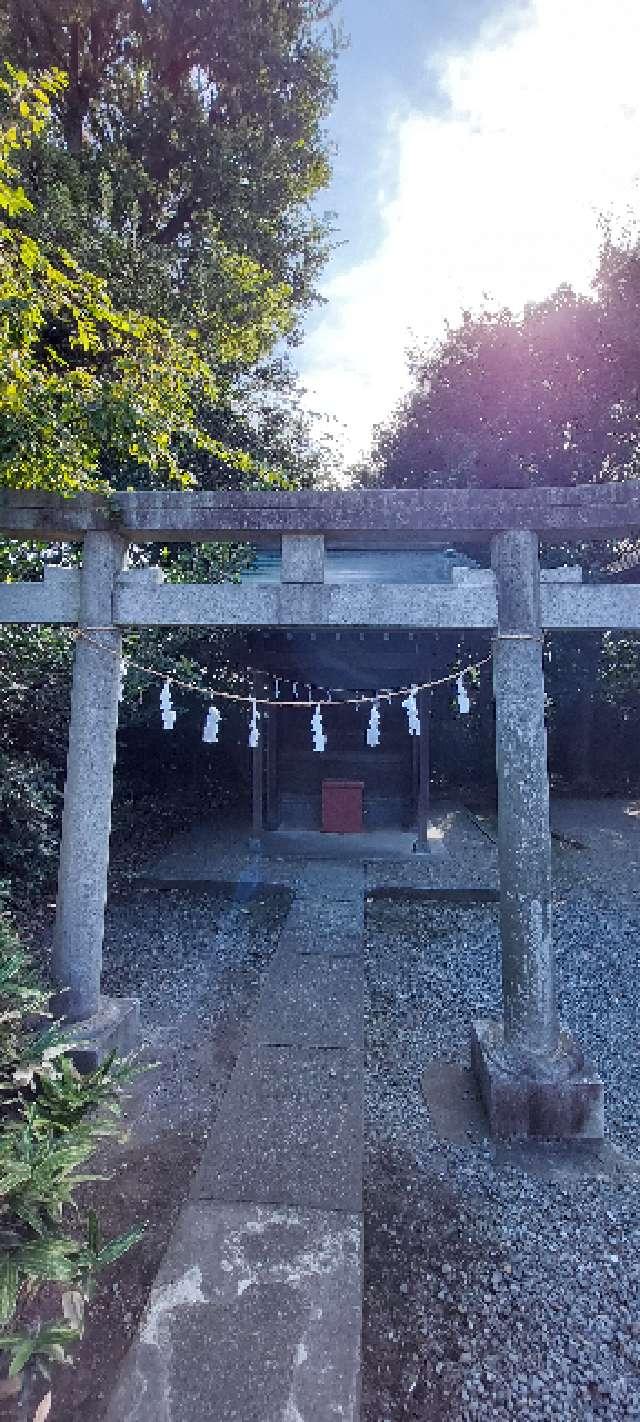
<box><xmin>471</xmin><ymin>1022</ymin><xmax>604</xmax><ymax>1139</ymax></box>
<box><xmin>63</xmin><ymin>997</ymin><xmax>140</xmax><ymax>1073</ymax></box>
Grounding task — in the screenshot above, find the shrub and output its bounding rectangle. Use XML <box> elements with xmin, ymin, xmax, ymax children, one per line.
<box><xmin>0</xmin><ymin>907</ymin><xmax>142</xmax><ymax>1413</ymax></box>
<box><xmin>0</xmin><ymin>755</ymin><xmax>60</xmax><ymax>894</ymax></box>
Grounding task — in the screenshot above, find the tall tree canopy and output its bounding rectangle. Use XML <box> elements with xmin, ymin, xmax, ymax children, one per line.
<box><xmin>363</xmin><ymin>244</ymin><xmax>640</xmax><ymax>490</ymax></box>
<box><xmin>0</xmin><ymin>65</ymin><xmax>293</xmax><ymax>491</ymax></box>
<box><xmin>0</xmin><ymin>0</ymin><xmax>340</xmax><ymax>339</ymax></box>
<box><xmin>0</xmin><ymin>0</ymin><xmax>343</xmax><ymax>491</ymax></box>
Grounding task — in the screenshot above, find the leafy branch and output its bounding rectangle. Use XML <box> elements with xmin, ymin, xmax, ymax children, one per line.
<box><xmin>0</xmin><ymin>63</ymin><xmax>293</xmax><ymax>494</ymax></box>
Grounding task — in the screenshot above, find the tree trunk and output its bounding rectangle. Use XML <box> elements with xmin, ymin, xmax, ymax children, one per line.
<box><xmin>566</xmin><ymin>634</ymin><xmax>601</xmax><ymax>792</ymax></box>
<box><xmin>64</xmin><ymin>21</ymin><xmax>84</xmax><ymax>155</ymax></box>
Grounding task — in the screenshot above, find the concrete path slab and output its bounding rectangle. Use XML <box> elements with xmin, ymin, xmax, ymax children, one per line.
<box><xmin>105</xmin><ymin>855</ymin><xmax>365</xmax><ymax>1420</ymax></box>
<box><xmin>105</xmin><ymin>1203</ymin><xmax>362</xmax><ymax>1422</ymax></box>
<box><xmin>251</xmin><ymin>955</ymin><xmax>364</xmax><ymax>1050</ymax></box>
<box><xmin>279</xmin><ymin>925</ymin><xmax>364</xmax><ymax>956</ymax></box>
<box><xmin>291</xmin><ymin>862</ymin><xmax>365</xmax><ymax>898</ymax></box>
<box><xmin>286</xmin><ymin>896</ymin><xmax>365</xmax><ymax>937</ymax></box>
<box><xmin>194</xmin><ymin>1044</ymin><xmax>363</xmax><ymax>1211</ymax></box>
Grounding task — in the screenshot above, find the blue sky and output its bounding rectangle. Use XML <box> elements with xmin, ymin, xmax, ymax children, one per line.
<box><xmin>300</xmin><ymin>0</ymin><xmax>640</xmax><ymax>466</ymax></box>
<box><xmin>321</xmin><ymin>0</ymin><xmax>525</xmax><ymax>272</ymax></box>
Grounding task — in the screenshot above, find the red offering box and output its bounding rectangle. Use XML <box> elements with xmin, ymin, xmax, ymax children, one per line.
<box><xmin>321</xmin><ymin>779</ymin><xmax>364</xmax><ymax>833</ymax></box>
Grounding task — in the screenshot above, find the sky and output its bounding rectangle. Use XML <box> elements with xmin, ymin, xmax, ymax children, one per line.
<box><xmin>299</xmin><ymin>0</ymin><xmax>640</xmax><ymax>467</ymax></box>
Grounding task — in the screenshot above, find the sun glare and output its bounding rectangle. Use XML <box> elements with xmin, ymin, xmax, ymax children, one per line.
<box><xmin>302</xmin><ymin>0</ymin><xmax>640</xmax><ymax>462</ymax></box>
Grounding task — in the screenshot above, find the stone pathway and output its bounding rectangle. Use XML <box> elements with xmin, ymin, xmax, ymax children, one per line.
<box><xmin>105</xmin><ymin>860</ymin><xmax>364</xmax><ymax>1422</ymax></box>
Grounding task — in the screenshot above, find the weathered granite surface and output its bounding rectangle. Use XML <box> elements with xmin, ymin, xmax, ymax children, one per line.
<box><xmin>105</xmin><ymin>1203</ymin><xmax>362</xmax><ymax>1422</ymax></box>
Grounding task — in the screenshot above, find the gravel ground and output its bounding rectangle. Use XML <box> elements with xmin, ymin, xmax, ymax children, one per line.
<box><xmin>40</xmin><ymin>880</ymin><xmax>291</xmax><ymax>1422</ymax></box>
<box><xmin>16</xmin><ymin>802</ymin><xmax>640</xmax><ymax>1419</ymax></box>
<box><xmin>363</xmin><ymin>861</ymin><xmax>640</xmax><ymax>1422</ymax></box>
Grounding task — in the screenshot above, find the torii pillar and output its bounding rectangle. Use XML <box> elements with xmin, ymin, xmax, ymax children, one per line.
<box><xmin>53</xmin><ymin>531</ymin><xmax>139</xmax><ymax>1065</ymax></box>
<box><xmin>471</xmin><ymin>531</ymin><xmax>604</xmax><ymax>1137</ymax></box>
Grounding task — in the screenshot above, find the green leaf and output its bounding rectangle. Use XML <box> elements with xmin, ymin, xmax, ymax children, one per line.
<box><xmin>18</xmin><ymin>237</ymin><xmax>38</xmax><ymax>270</ymax></box>
<box><xmin>17</xmin><ymin>1237</ymin><xmax>85</xmax><ymax>1284</ymax></box>
<box><xmin>0</xmin><ymin>1161</ymin><xmax>32</xmax><ymax>1195</ymax></box>
<box><xmin>94</xmin><ymin>1226</ymin><xmax>145</xmax><ymax>1269</ymax></box>
<box><xmin>0</xmin><ymin>1256</ymin><xmax>19</xmax><ymax>1324</ymax></box>
<box><xmin>87</xmin><ymin>1210</ymin><xmax>100</xmax><ymax>1256</ymax></box>
<box><xmin>7</xmin><ymin>1335</ymin><xmax>34</xmax><ymax>1377</ymax></box>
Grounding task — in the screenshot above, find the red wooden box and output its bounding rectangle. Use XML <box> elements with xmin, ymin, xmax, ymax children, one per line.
<box><xmin>321</xmin><ymin>779</ymin><xmax>364</xmax><ymax>833</ymax></box>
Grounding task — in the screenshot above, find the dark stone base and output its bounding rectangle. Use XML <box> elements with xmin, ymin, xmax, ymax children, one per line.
<box><xmin>471</xmin><ymin>1019</ymin><xmax>604</xmax><ymax>1140</ymax></box>
<box><xmin>63</xmin><ymin>994</ymin><xmax>140</xmax><ymax>1071</ymax></box>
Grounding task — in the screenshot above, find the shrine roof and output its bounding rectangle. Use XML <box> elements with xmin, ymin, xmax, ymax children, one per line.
<box><xmin>243</xmin><ymin>546</ymin><xmax>478</xmax><ymax>585</ymax></box>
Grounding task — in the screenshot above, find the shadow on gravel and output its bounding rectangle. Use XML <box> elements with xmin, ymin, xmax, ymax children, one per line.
<box><xmin>363</xmin><ymin>874</ymin><xmax>640</xmax><ymax>1421</ymax></box>
<box><xmin>362</xmin><ymin>1144</ymin><xmax>503</xmax><ymax>1422</ymax></box>
<box><xmin>36</xmin><ymin>883</ymin><xmax>292</xmax><ymax>1422</ymax></box>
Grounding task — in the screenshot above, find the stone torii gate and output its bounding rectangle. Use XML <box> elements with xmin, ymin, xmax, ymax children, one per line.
<box><xmin>3</xmin><ymin>482</ymin><xmax>640</xmax><ymax>1137</ymax></box>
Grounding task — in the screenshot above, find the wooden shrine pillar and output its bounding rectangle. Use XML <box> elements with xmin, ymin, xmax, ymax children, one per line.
<box><xmin>415</xmin><ymin>688</ymin><xmax>431</xmax><ymax>849</ymax></box>
<box><xmin>415</xmin><ymin>641</ymin><xmax>432</xmax><ymax>851</ymax></box>
<box><xmin>251</xmin><ymin>676</ymin><xmax>264</xmax><ymax>837</ymax></box>
<box><xmin>264</xmin><ymin>703</ymin><xmax>279</xmax><ymax>830</ymax></box>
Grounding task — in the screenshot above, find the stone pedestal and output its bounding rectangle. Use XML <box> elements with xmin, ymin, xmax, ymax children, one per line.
<box><xmin>471</xmin><ymin>1019</ymin><xmax>604</xmax><ymax>1140</ymax></box>
<box><xmin>62</xmin><ymin>995</ymin><xmax>140</xmax><ymax>1072</ymax></box>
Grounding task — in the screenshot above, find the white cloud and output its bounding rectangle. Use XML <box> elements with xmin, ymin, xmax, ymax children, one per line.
<box><xmin>301</xmin><ymin>0</ymin><xmax>640</xmax><ymax>464</ymax></box>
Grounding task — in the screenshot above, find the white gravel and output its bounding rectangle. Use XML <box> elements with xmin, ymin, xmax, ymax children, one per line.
<box><xmin>363</xmin><ymin>856</ymin><xmax>640</xmax><ymax>1420</ymax></box>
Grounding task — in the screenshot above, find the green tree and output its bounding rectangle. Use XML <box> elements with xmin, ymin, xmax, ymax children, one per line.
<box><xmin>362</xmin><ymin>248</ymin><xmax>640</xmax><ymax>491</ymax></box>
<box><xmin>0</xmin><ymin>65</ymin><xmax>296</xmax><ymax>893</ymax></box>
<box><xmin>0</xmin><ymin>65</ymin><xmax>293</xmax><ymax>492</ymax></box>
<box><xmin>360</xmin><ymin>247</ymin><xmax>640</xmax><ymax>797</ymax></box>
<box><xmin>0</xmin><ymin>4</ymin><xmax>342</xmax><ymax>492</ymax></box>
<box><xmin>0</xmin><ymin>0</ymin><xmax>340</xmax><ymax>338</ymax></box>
